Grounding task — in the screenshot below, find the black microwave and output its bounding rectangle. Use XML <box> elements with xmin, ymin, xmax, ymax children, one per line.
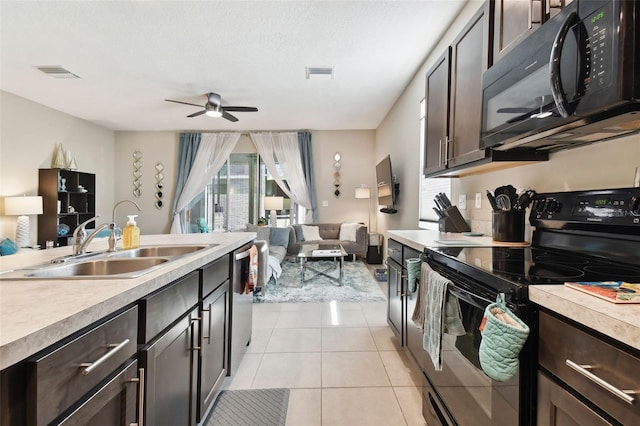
<box><xmin>481</xmin><ymin>0</ymin><xmax>640</xmax><ymax>152</ymax></box>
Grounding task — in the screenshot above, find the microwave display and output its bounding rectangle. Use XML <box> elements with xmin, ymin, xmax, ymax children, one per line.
<box><xmin>584</xmin><ymin>3</ymin><xmax>613</xmax><ymax>90</ymax></box>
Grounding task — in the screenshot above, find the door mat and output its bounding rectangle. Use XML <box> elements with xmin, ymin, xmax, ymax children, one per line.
<box><xmin>207</xmin><ymin>388</ymin><xmax>290</xmax><ymax>426</ymax></box>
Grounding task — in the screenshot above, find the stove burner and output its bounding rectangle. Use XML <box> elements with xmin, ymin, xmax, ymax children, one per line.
<box><xmin>582</xmin><ymin>265</ymin><xmax>640</xmax><ymax>280</ymax></box>
<box><xmin>533</xmin><ymin>254</ymin><xmax>589</xmax><ymax>265</ymax></box>
<box><xmin>528</xmin><ymin>262</ymin><xmax>585</xmax><ymax>281</ymax></box>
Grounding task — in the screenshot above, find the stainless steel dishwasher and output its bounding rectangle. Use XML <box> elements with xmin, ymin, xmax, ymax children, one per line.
<box><xmin>228</xmin><ymin>243</ymin><xmax>254</xmax><ymax>375</ymax></box>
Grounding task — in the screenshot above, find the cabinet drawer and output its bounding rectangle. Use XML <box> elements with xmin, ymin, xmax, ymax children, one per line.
<box><xmin>27</xmin><ymin>306</ymin><xmax>138</xmax><ymax>426</ymax></box>
<box><xmin>139</xmin><ymin>271</ymin><xmax>199</xmax><ymax>343</ymax></box>
<box><xmin>201</xmin><ymin>255</ymin><xmax>230</xmax><ymax>297</ymax></box>
<box><xmin>539</xmin><ymin>311</ymin><xmax>640</xmax><ymax>425</ymax></box>
<box><xmin>387</xmin><ymin>239</ymin><xmax>403</xmax><ymax>264</ymax></box>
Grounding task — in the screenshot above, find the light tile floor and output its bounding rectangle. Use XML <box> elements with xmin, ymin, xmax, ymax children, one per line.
<box><xmin>221</xmin><ymin>277</ymin><xmax>428</xmax><ymax>426</ymax></box>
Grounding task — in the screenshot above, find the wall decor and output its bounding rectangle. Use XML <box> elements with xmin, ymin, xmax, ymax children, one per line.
<box><xmin>65</xmin><ymin>148</ymin><xmax>77</xmax><ymax>170</ymax></box>
<box><xmin>333</xmin><ymin>152</ymin><xmax>341</xmax><ymax>197</ymax></box>
<box><xmin>132</xmin><ymin>149</ymin><xmax>143</xmax><ymax>198</ymax></box>
<box><xmin>51</xmin><ymin>144</ymin><xmax>66</xmax><ymax>169</ymax></box>
<box><xmin>155</xmin><ymin>162</ymin><xmax>165</xmax><ymax>209</ymax></box>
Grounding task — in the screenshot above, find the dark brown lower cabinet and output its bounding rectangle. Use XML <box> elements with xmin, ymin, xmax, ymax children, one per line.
<box><xmin>56</xmin><ymin>360</ymin><xmax>142</xmax><ymax>426</ymax></box>
<box><xmin>141</xmin><ymin>307</ymin><xmax>199</xmax><ymax>426</ymax></box>
<box><xmin>197</xmin><ymin>282</ymin><xmax>229</xmax><ymax>422</ymax></box>
<box><xmin>537</xmin><ymin>372</ymin><xmax>611</xmax><ymax>426</ymax></box>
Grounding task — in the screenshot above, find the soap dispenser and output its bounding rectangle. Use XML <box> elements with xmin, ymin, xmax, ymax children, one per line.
<box><xmin>123</xmin><ymin>215</ymin><xmax>140</xmax><ymax>249</ymax></box>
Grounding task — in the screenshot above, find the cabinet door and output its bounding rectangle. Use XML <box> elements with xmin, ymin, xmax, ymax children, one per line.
<box><xmin>448</xmin><ymin>3</ymin><xmax>492</xmax><ymax>168</ymax></box>
<box><xmin>56</xmin><ymin>360</ymin><xmax>141</xmax><ymax>426</ymax></box>
<box><xmin>197</xmin><ymin>283</ymin><xmax>229</xmax><ymax>422</ymax></box>
<box><xmin>537</xmin><ymin>372</ymin><xmax>612</xmax><ymax>426</ymax></box>
<box><xmin>387</xmin><ymin>259</ymin><xmax>404</xmax><ymax>345</ymax></box>
<box><xmin>493</xmin><ymin>0</ymin><xmax>544</xmax><ymax>62</ymax></box>
<box><xmin>423</xmin><ymin>48</ymin><xmax>451</xmax><ymax>176</ymax></box>
<box><xmin>142</xmin><ymin>307</ymin><xmax>199</xmax><ymax>426</ymax></box>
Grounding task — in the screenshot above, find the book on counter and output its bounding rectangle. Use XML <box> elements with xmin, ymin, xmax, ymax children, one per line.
<box><xmin>564</xmin><ymin>281</ymin><xmax>640</xmax><ymax>304</ymax></box>
<box><xmin>312</xmin><ymin>249</ymin><xmax>342</xmax><ymax>256</ymax></box>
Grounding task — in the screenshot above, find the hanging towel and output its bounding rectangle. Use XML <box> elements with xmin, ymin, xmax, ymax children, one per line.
<box><xmin>421</xmin><ymin>270</ymin><xmax>466</xmax><ymax>370</ymax></box>
<box><xmin>405</xmin><ymin>258</ymin><xmax>421</xmax><ymax>293</ymax></box>
<box><xmin>245</xmin><ymin>245</ymin><xmax>258</xmax><ymax>294</ymax></box>
<box><xmin>412</xmin><ymin>262</ymin><xmax>432</xmax><ymax>329</ymax></box>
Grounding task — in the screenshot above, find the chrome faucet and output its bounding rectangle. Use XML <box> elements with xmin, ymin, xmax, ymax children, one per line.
<box><xmin>72</xmin><ymin>216</ymin><xmax>113</xmax><ymax>256</ymax></box>
<box><xmin>71</xmin><ymin>200</ymin><xmax>142</xmax><ymax>256</ymax></box>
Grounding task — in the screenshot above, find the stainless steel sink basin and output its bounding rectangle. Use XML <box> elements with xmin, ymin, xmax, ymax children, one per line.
<box><xmin>26</xmin><ymin>258</ymin><xmax>169</xmax><ymax>278</ymax></box>
<box><xmin>108</xmin><ymin>244</ymin><xmax>214</xmax><ymax>258</ymax></box>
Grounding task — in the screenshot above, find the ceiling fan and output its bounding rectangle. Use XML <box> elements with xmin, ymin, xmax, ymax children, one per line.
<box><xmin>165</xmin><ymin>92</ymin><xmax>258</xmax><ymax>122</ymax></box>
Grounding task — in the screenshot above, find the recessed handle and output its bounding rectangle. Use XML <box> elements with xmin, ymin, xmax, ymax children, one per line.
<box><xmin>129</xmin><ymin>367</ymin><xmax>145</xmax><ymax>426</ymax></box>
<box><xmin>80</xmin><ymin>339</ymin><xmax>130</xmax><ymax>376</ymax></box>
<box><xmin>566</xmin><ymin>359</ymin><xmax>636</xmax><ymax>405</ymax></box>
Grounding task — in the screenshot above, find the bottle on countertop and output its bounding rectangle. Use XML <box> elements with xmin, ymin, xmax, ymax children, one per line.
<box><xmin>122</xmin><ymin>215</ymin><xmax>140</xmax><ymax>249</ymax></box>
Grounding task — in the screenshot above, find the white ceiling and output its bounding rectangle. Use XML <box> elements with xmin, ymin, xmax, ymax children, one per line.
<box><xmin>1</xmin><ymin>1</ymin><xmax>465</xmax><ymax>132</ymax></box>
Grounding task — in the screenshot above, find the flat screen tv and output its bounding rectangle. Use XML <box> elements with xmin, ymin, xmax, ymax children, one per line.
<box><xmin>376</xmin><ymin>155</ymin><xmax>395</xmax><ymax>207</ymax></box>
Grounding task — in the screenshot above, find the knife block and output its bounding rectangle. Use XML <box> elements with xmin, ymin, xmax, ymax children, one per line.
<box><xmin>439</xmin><ymin>217</ymin><xmax>458</xmax><ymax>233</ymax></box>
<box><xmin>444</xmin><ymin>206</ymin><xmax>471</xmax><ymax>232</ymax></box>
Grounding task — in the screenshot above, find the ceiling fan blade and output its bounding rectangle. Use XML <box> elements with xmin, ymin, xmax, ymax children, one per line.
<box><xmin>223</xmin><ymin>106</ymin><xmax>258</xmax><ymax>112</ymax></box>
<box><xmin>187</xmin><ymin>110</ymin><xmax>206</xmax><ymax>118</ymax></box>
<box><xmin>222</xmin><ymin>111</ymin><xmax>239</xmax><ymax>122</ymax></box>
<box><xmin>165</xmin><ymin>99</ymin><xmax>203</xmax><ymax>108</ymax></box>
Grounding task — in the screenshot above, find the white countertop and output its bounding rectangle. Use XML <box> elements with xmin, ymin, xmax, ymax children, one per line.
<box><xmin>387</xmin><ymin>229</ymin><xmax>529</xmax><ymax>251</ymax></box>
<box><xmin>530</xmin><ymin>285</ymin><xmax>640</xmax><ymax>351</ymax></box>
<box><xmin>0</xmin><ymin>233</ymin><xmax>254</xmax><ymax>370</ymax></box>
<box><xmin>389</xmin><ymin>230</ymin><xmax>640</xmax><ymax>352</ymax></box>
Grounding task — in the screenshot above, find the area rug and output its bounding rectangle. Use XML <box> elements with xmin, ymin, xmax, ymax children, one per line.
<box><xmin>207</xmin><ymin>388</ymin><xmax>290</xmax><ymax>426</ymax></box>
<box><xmin>255</xmin><ymin>260</ymin><xmax>387</xmax><ymax>303</ymax></box>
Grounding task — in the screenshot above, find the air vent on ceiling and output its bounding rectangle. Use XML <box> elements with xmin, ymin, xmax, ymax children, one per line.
<box><xmin>36</xmin><ymin>66</ymin><xmax>80</xmax><ymax>79</ymax></box>
<box><xmin>306</xmin><ymin>66</ymin><xmax>334</xmax><ymax>80</ymax></box>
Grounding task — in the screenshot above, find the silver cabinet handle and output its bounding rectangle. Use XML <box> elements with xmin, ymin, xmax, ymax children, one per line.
<box><xmin>129</xmin><ymin>367</ymin><xmax>145</xmax><ymax>426</ymax></box>
<box><xmin>190</xmin><ymin>317</ymin><xmax>202</xmax><ymax>351</ymax></box>
<box><xmin>566</xmin><ymin>359</ymin><xmax>636</xmax><ymax>405</ymax></box>
<box><xmin>438</xmin><ymin>139</ymin><xmax>443</xmax><ymax>166</ymax></box>
<box><xmin>201</xmin><ymin>304</ymin><xmax>212</xmax><ymax>344</ymax></box>
<box><xmin>80</xmin><ymin>339</ymin><xmax>130</xmax><ymax>376</ymax></box>
<box><xmin>444</xmin><ymin>137</ymin><xmax>450</xmax><ymax>165</ymax></box>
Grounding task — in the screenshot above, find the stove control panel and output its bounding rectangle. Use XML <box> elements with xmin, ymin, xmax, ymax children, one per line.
<box><xmin>531</xmin><ymin>187</ymin><xmax>640</xmax><ymax>226</ymax></box>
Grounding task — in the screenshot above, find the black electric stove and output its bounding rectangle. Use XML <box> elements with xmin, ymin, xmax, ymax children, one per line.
<box><xmin>420</xmin><ymin>187</ymin><xmax>640</xmax><ymax>426</ymax></box>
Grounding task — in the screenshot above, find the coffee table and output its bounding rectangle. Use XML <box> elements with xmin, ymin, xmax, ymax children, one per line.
<box><xmin>297</xmin><ymin>243</ymin><xmax>348</xmax><ymax>286</ymax></box>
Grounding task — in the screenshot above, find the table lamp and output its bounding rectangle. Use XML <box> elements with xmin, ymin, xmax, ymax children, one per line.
<box><xmin>264</xmin><ymin>196</ymin><xmax>284</xmax><ymax>227</ymax></box>
<box><xmin>4</xmin><ymin>195</ymin><xmax>43</xmax><ymax>247</ymax></box>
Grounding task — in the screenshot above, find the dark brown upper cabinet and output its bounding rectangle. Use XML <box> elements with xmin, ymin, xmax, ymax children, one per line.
<box><xmin>423</xmin><ymin>1</ymin><xmax>548</xmax><ymax>178</ymax></box>
<box><xmin>493</xmin><ymin>0</ymin><xmax>573</xmax><ymax>62</ymax></box>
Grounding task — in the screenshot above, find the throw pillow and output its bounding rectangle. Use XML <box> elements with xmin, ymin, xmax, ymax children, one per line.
<box><xmin>0</xmin><ymin>238</ymin><xmax>18</xmax><ymax>256</ymax></box>
<box><xmin>339</xmin><ymin>222</ymin><xmax>359</xmax><ymax>242</ymax></box>
<box><xmin>301</xmin><ymin>225</ymin><xmax>322</xmax><ymax>241</ymax></box>
<box><xmin>270</xmin><ymin>227</ymin><xmax>290</xmax><ymax>248</ymax></box>
<box><xmin>246</xmin><ymin>223</ymin><xmax>271</xmax><ymax>241</ymax></box>
<box><xmin>292</xmin><ymin>224</ymin><xmax>304</xmax><ymax>241</ymax></box>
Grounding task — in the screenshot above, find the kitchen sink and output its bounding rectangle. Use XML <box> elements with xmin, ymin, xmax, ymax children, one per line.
<box><xmin>108</xmin><ymin>244</ymin><xmax>214</xmax><ymax>258</ymax></box>
<box><xmin>26</xmin><ymin>258</ymin><xmax>169</xmax><ymax>278</ymax></box>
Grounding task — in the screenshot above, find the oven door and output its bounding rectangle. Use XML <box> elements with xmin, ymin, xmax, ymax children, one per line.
<box><xmin>421</xmin><ymin>271</ymin><xmax>522</xmax><ymax>426</ymax></box>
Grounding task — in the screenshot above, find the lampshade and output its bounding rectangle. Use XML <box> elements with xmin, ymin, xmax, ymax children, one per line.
<box><xmin>264</xmin><ymin>196</ymin><xmax>284</xmax><ymax>211</ymax></box>
<box><xmin>355</xmin><ymin>187</ymin><xmax>370</xmax><ymax>199</ymax></box>
<box><xmin>4</xmin><ymin>196</ymin><xmax>43</xmax><ymax>216</ymax></box>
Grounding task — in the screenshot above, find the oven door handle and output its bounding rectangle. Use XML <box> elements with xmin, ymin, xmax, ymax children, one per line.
<box><xmin>447</xmin><ymin>283</ymin><xmax>493</xmax><ymax>310</ymax></box>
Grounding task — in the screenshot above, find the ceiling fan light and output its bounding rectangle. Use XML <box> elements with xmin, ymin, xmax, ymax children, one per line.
<box><xmin>205</xmin><ymin>104</ymin><xmax>223</xmax><ymax>118</ymax></box>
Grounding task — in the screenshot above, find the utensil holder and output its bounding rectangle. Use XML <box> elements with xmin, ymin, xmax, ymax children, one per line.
<box><xmin>492</xmin><ymin>210</ymin><xmax>525</xmax><ymax>242</ymax></box>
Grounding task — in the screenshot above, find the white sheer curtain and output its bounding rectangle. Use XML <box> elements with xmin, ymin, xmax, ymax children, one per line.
<box><xmin>250</xmin><ymin>132</ymin><xmax>313</xmax><ymax>221</ymax></box>
<box><xmin>170</xmin><ymin>132</ymin><xmax>241</xmax><ymax>233</ymax></box>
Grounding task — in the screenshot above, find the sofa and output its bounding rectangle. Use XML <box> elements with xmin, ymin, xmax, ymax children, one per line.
<box><xmin>246</xmin><ymin>224</ymin><xmax>291</xmax><ymax>292</ymax></box>
<box><xmin>287</xmin><ymin>223</ymin><xmax>368</xmax><ymax>259</ymax></box>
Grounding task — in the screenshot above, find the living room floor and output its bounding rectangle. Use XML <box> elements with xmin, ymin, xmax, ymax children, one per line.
<box><xmin>221</xmin><ymin>272</ymin><xmax>427</xmax><ymax>425</ymax></box>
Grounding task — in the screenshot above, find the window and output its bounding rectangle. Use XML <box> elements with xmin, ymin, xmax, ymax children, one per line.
<box><xmin>419</xmin><ymin>98</ymin><xmax>452</xmax><ymax>224</ymax></box>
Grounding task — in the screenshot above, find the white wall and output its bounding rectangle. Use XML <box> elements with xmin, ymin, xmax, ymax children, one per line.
<box><xmin>312</xmin><ymin>130</ymin><xmax>377</xmax><ymax>227</ymax></box>
<box><xmin>113</xmin><ymin>132</ymin><xmax>178</xmax><ymax>234</ymax></box>
<box><xmin>375</xmin><ymin>2</ymin><xmax>640</xmax><ymax>240</ymax></box>
<box><xmin>0</xmin><ymin>91</ymin><xmax>115</xmax><ymax>246</ymax></box>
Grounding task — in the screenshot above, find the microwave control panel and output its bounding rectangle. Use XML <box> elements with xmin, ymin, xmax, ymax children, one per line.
<box><xmin>581</xmin><ymin>1</ymin><xmax>613</xmax><ymax>90</ymax></box>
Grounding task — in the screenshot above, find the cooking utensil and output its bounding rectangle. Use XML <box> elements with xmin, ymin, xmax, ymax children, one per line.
<box><xmin>486</xmin><ymin>190</ymin><xmax>498</xmax><ymax>211</ymax></box>
<box><xmin>495</xmin><ymin>194</ymin><xmax>512</xmax><ymax>211</ymax></box>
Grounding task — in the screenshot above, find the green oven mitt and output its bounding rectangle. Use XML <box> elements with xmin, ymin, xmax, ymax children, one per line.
<box><xmin>405</xmin><ymin>258</ymin><xmax>421</xmax><ymax>293</ymax></box>
<box><xmin>479</xmin><ymin>293</ymin><xmax>530</xmax><ymax>381</ymax></box>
